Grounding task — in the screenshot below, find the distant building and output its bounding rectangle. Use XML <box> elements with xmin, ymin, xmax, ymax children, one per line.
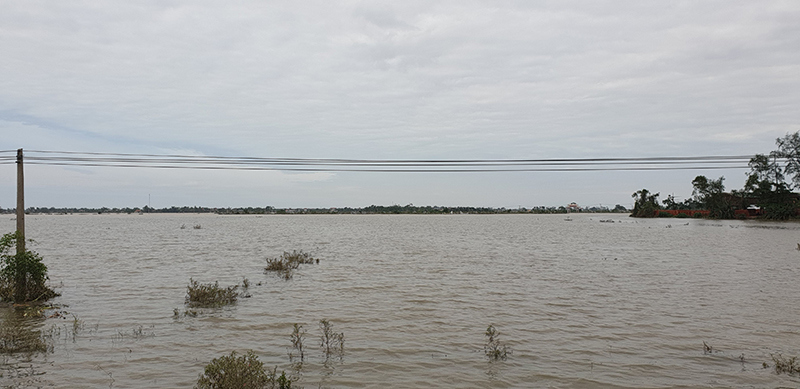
<box><xmin>567</xmin><ymin>202</ymin><xmax>581</xmax><ymax>211</ymax></box>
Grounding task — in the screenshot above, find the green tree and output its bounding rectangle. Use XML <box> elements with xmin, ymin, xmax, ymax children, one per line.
<box><xmin>774</xmin><ymin>131</ymin><xmax>800</xmax><ymax>187</ymax></box>
<box><xmin>745</xmin><ymin>154</ymin><xmax>796</xmax><ymax>219</ymax></box>
<box><xmin>631</xmin><ymin>189</ymin><xmax>660</xmax><ymax>217</ymax></box>
<box><xmin>692</xmin><ymin>176</ymin><xmax>733</xmax><ymax>219</ymax></box>
<box><xmin>662</xmin><ymin>194</ymin><xmax>681</xmax><ymax>210</ymax></box>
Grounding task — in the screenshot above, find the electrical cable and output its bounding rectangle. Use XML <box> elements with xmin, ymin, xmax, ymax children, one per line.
<box><xmin>6</xmin><ymin>149</ymin><xmax>762</xmax><ymax>173</ymax></box>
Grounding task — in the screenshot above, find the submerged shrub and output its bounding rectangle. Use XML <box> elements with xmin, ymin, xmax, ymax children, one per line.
<box><xmin>195</xmin><ymin>350</ymin><xmax>294</xmax><ymax>389</ymax></box>
<box><xmin>484</xmin><ymin>325</ymin><xmax>509</xmax><ymax>361</ymax></box>
<box><xmin>0</xmin><ymin>232</ymin><xmax>58</xmax><ymax>303</ymax></box>
<box><xmin>185</xmin><ymin>278</ymin><xmax>238</xmax><ymax>308</ymax></box>
<box><xmin>772</xmin><ymin>354</ymin><xmax>800</xmax><ymax>375</ymax></box>
<box><xmin>289</xmin><ymin>323</ymin><xmax>306</xmax><ymax>362</ymax></box>
<box><xmin>319</xmin><ymin>319</ymin><xmax>344</xmax><ymax>359</ymax></box>
<box><xmin>264</xmin><ymin>250</ymin><xmax>319</xmax><ymax>280</ymax></box>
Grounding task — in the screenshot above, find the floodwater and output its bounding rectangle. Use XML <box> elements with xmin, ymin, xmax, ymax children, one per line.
<box><xmin>1</xmin><ymin>213</ymin><xmax>800</xmax><ymax>388</ymax></box>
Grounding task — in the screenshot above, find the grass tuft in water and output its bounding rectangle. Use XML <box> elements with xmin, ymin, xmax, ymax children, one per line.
<box><xmin>484</xmin><ymin>325</ymin><xmax>509</xmax><ymax>361</ymax></box>
<box><xmin>264</xmin><ymin>250</ymin><xmax>319</xmax><ymax>280</ymax></box>
<box><xmin>195</xmin><ymin>350</ymin><xmax>295</xmax><ymax>389</ymax></box>
<box><xmin>185</xmin><ymin>278</ymin><xmax>238</xmax><ymax>308</ymax></box>
<box><xmin>771</xmin><ymin>354</ymin><xmax>799</xmax><ymax>375</ymax></box>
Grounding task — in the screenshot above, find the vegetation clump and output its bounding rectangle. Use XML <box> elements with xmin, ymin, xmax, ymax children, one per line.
<box><xmin>631</xmin><ymin>189</ymin><xmax>660</xmax><ymax>217</ymax></box>
<box><xmin>484</xmin><ymin>325</ymin><xmax>509</xmax><ymax>361</ymax></box>
<box><xmin>195</xmin><ymin>350</ymin><xmax>294</xmax><ymax>389</ymax></box>
<box><xmin>0</xmin><ymin>232</ymin><xmax>58</xmax><ymax>303</ymax></box>
<box><xmin>264</xmin><ymin>250</ymin><xmax>318</xmax><ymax>280</ymax></box>
<box><xmin>771</xmin><ymin>354</ymin><xmax>799</xmax><ymax>375</ymax></box>
<box><xmin>185</xmin><ymin>278</ymin><xmax>239</xmax><ymax>308</ymax></box>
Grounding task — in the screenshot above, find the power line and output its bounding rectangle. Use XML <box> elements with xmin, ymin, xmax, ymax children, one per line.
<box><xmin>0</xmin><ymin>149</ymin><xmax>760</xmax><ymax>172</ymax></box>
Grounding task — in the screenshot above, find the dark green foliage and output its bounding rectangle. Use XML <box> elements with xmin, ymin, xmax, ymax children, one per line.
<box><xmin>692</xmin><ymin>176</ymin><xmax>734</xmax><ymax>219</ymax></box>
<box><xmin>774</xmin><ymin>132</ymin><xmax>800</xmax><ymax>187</ymax></box>
<box><xmin>195</xmin><ymin>350</ymin><xmax>294</xmax><ymax>389</ymax></box>
<box><xmin>745</xmin><ymin>154</ymin><xmax>797</xmax><ymax>220</ymax></box>
<box><xmin>185</xmin><ymin>278</ymin><xmax>238</xmax><ymax>308</ymax></box>
<box><xmin>657</xmin><ymin>211</ymin><xmax>672</xmax><ymax>218</ymax></box>
<box><xmin>484</xmin><ymin>324</ymin><xmax>509</xmax><ymax>361</ymax></box>
<box><xmin>631</xmin><ymin>189</ymin><xmax>660</xmax><ymax>217</ymax></box>
<box><xmin>662</xmin><ymin>194</ymin><xmax>681</xmax><ymax>210</ymax></box>
<box><xmin>0</xmin><ymin>232</ymin><xmax>58</xmax><ymax>303</ymax></box>
<box><xmin>264</xmin><ymin>250</ymin><xmax>318</xmax><ymax>280</ymax></box>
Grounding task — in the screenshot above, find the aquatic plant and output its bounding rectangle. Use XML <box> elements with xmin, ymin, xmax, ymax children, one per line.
<box><xmin>771</xmin><ymin>353</ymin><xmax>799</xmax><ymax>375</ymax></box>
<box><xmin>264</xmin><ymin>250</ymin><xmax>319</xmax><ymax>280</ymax></box>
<box><xmin>289</xmin><ymin>323</ymin><xmax>306</xmax><ymax>362</ymax></box>
<box><xmin>195</xmin><ymin>350</ymin><xmax>294</xmax><ymax>389</ymax></box>
<box><xmin>319</xmin><ymin>319</ymin><xmax>344</xmax><ymax>359</ymax></box>
<box><xmin>702</xmin><ymin>341</ymin><xmax>713</xmax><ymax>354</ymax></box>
<box><xmin>484</xmin><ymin>325</ymin><xmax>509</xmax><ymax>361</ymax></box>
<box><xmin>0</xmin><ymin>232</ymin><xmax>58</xmax><ymax>303</ymax></box>
<box><xmin>185</xmin><ymin>278</ymin><xmax>238</xmax><ymax>308</ymax></box>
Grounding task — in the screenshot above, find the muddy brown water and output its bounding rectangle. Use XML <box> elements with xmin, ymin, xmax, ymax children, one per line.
<box><xmin>1</xmin><ymin>213</ymin><xmax>799</xmax><ymax>388</ymax></box>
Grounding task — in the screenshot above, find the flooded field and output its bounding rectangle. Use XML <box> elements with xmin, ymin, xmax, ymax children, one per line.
<box><xmin>1</xmin><ymin>213</ymin><xmax>800</xmax><ymax>388</ymax></box>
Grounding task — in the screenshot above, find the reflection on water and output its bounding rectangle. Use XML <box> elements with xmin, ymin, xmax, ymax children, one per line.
<box><xmin>0</xmin><ymin>305</ymin><xmax>49</xmax><ymax>355</ymax></box>
<box><xmin>0</xmin><ymin>213</ymin><xmax>799</xmax><ymax>388</ymax></box>
<box><xmin>0</xmin><ymin>304</ymin><xmax>51</xmax><ymax>387</ymax></box>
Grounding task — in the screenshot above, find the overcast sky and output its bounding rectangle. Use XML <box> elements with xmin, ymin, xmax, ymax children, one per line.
<box><xmin>1</xmin><ymin>1</ymin><xmax>799</xmax><ymax>209</ymax></box>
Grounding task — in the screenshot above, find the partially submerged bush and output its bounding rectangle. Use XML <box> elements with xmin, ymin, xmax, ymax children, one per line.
<box><xmin>289</xmin><ymin>323</ymin><xmax>306</xmax><ymax>362</ymax></box>
<box><xmin>186</xmin><ymin>278</ymin><xmax>238</xmax><ymax>308</ymax></box>
<box><xmin>0</xmin><ymin>232</ymin><xmax>58</xmax><ymax>303</ymax></box>
<box><xmin>264</xmin><ymin>250</ymin><xmax>318</xmax><ymax>280</ymax></box>
<box><xmin>484</xmin><ymin>325</ymin><xmax>509</xmax><ymax>361</ymax></box>
<box><xmin>772</xmin><ymin>353</ymin><xmax>799</xmax><ymax>375</ymax></box>
<box><xmin>319</xmin><ymin>319</ymin><xmax>344</xmax><ymax>359</ymax></box>
<box><xmin>195</xmin><ymin>350</ymin><xmax>294</xmax><ymax>389</ymax></box>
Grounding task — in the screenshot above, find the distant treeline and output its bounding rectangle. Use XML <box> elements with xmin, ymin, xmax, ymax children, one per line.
<box><xmin>1</xmin><ymin>204</ymin><xmax>628</xmax><ymax>215</ymax></box>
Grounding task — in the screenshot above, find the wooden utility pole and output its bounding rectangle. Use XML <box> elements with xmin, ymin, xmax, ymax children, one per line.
<box><xmin>16</xmin><ymin>148</ymin><xmax>25</xmax><ymax>254</ymax></box>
